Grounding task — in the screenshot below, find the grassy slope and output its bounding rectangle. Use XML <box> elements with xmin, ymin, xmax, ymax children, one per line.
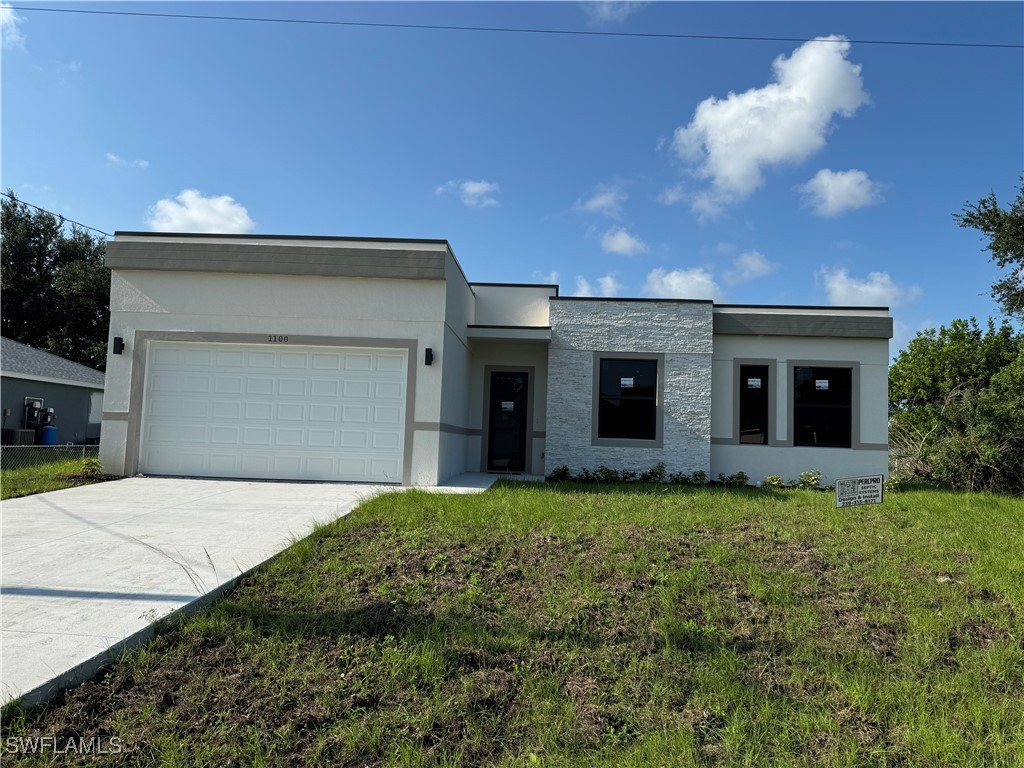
<box><xmin>3</xmin><ymin>483</ymin><xmax>1023</xmax><ymax>767</ymax></box>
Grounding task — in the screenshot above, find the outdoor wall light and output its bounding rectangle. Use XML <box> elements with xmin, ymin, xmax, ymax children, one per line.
<box><xmin>113</xmin><ymin>337</ymin><xmax>125</xmax><ymax>355</ymax></box>
<box><xmin>424</xmin><ymin>348</ymin><xmax>434</xmax><ymax>366</ymax></box>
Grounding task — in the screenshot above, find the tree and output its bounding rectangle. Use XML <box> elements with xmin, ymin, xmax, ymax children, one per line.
<box><xmin>954</xmin><ymin>177</ymin><xmax>1024</xmax><ymax>319</ymax></box>
<box><xmin>889</xmin><ymin>317</ymin><xmax>1024</xmax><ymax>494</ymax></box>
<box><xmin>1</xmin><ymin>191</ymin><xmax>110</xmax><ymax>370</ymax></box>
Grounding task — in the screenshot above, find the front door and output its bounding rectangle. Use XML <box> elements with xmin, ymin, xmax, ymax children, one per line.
<box><xmin>487</xmin><ymin>371</ymin><xmax>528</xmax><ymax>472</ymax></box>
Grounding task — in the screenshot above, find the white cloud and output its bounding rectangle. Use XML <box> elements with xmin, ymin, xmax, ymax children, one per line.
<box><xmin>597</xmin><ymin>274</ymin><xmax>622</xmax><ymax>296</ymax></box>
<box><xmin>799</xmin><ymin>168</ymin><xmax>881</xmax><ymax>216</ymax></box>
<box><xmin>532</xmin><ymin>270</ymin><xmax>560</xmax><ymax>284</ymax></box>
<box><xmin>572</xmin><ymin>273</ymin><xmax>622</xmax><ymax>298</ymax></box>
<box><xmin>724</xmin><ymin>250</ymin><xmax>777</xmax><ymax>284</ymax></box>
<box><xmin>601</xmin><ymin>226</ymin><xmax>648</xmax><ymax>256</ymax></box>
<box><xmin>435</xmin><ymin>179</ymin><xmax>500</xmax><ymax>208</ymax></box>
<box><xmin>575</xmin><ymin>182</ymin><xmax>626</xmax><ymax>219</ymax></box>
<box><xmin>820</xmin><ymin>267</ymin><xmax>921</xmax><ymax>308</ymax></box>
<box><xmin>146</xmin><ymin>189</ymin><xmax>255</xmax><ymax>234</ymax></box>
<box><xmin>106</xmin><ymin>153</ymin><xmax>149</xmax><ymax>169</ymax></box>
<box><xmin>585</xmin><ymin>1</ymin><xmax>646</xmax><ymax>24</ymax></box>
<box><xmin>657</xmin><ymin>184</ymin><xmax>685</xmax><ymax>206</ymax></box>
<box><xmin>644</xmin><ymin>267</ymin><xmax>721</xmax><ymax>301</ymax></box>
<box><xmin>1</xmin><ymin>3</ymin><xmax>26</xmax><ymax>49</ymax></box>
<box><xmin>672</xmin><ymin>36</ymin><xmax>869</xmax><ymax>214</ymax></box>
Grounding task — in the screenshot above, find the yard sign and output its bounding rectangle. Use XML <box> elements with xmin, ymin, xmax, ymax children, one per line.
<box><xmin>835</xmin><ymin>475</ymin><xmax>884</xmax><ymax>508</ymax></box>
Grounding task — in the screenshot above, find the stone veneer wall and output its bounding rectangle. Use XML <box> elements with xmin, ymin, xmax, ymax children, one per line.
<box><xmin>545</xmin><ymin>299</ymin><xmax>713</xmax><ymax>476</ymax></box>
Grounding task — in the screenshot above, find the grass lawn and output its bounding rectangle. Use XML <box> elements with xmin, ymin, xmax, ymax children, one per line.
<box><xmin>0</xmin><ymin>457</ymin><xmax>114</xmax><ymax>500</ymax></box>
<box><xmin>3</xmin><ymin>482</ymin><xmax>1023</xmax><ymax>766</ymax></box>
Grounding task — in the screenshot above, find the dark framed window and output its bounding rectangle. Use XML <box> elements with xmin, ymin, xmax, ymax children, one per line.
<box><xmin>597</xmin><ymin>358</ymin><xmax>658</xmax><ymax>440</ymax></box>
<box><xmin>739</xmin><ymin>364</ymin><xmax>769</xmax><ymax>444</ymax></box>
<box><xmin>793</xmin><ymin>366</ymin><xmax>852</xmax><ymax>448</ymax></box>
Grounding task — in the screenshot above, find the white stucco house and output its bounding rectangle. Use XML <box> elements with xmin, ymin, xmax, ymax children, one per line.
<box><xmin>99</xmin><ymin>233</ymin><xmax>890</xmax><ymax>486</ymax></box>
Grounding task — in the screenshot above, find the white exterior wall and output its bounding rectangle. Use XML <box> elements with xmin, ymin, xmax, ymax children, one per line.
<box><xmin>472</xmin><ymin>284</ymin><xmax>554</xmax><ymax>326</ymax></box>
<box><xmin>545</xmin><ymin>300</ymin><xmax>712</xmax><ymax>476</ymax></box>
<box><xmin>437</xmin><ymin>251</ymin><xmax>475</xmax><ymax>482</ymax></box>
<box><xmin>100</xmin><ymin>269</ymin><xmax>447</xmax><ymax>485</ymax></box>
<box><xmin>710</xmin><ymin>334</ymin><xmax>889</xmax><ymax>485</ymax></box>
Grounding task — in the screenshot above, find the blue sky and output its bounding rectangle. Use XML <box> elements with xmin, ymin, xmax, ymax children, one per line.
<box><xmin>3</xmin><ymin>2</ymin><xmax>1022</xmax><ymax>356</ymax></box>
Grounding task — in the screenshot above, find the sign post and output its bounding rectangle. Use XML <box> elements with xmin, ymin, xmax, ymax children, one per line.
<box><xmin>835</xmin><ymin>475</ymin><xmax>884</xmax><ymax>508</ymax></box>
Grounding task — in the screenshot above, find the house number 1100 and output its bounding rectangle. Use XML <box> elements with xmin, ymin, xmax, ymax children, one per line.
<box><xmin>268</xmin><ymin>335</ymin><xmax>290</xmax><ymax>343</ymax></box>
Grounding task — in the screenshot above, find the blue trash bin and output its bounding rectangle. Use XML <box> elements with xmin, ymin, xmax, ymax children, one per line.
<box><xmin>41</xmin><ymin>424</ymin><xmax>58</xmax><ymax>445</ymax></box>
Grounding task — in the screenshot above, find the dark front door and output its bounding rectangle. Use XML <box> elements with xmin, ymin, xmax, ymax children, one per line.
<box><xmin>487</xmin><ymin>371</ymin><xmax>528</xmax><ymax>472</ymax></box>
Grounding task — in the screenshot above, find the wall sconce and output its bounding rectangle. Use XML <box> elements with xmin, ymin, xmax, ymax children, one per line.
<box><xmin>424</xmin><ymin>348</ymin><xmax>434</xmax><ymax>366</ymax></box>
<box><xmin>113</xmin><ymin>337</ymin><xmax>125</xmax><ymax>355</ymax></box>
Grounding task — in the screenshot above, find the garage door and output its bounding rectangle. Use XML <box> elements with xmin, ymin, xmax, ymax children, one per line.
<box><xmin>139</xmin><ymin>342</ymin><xmax>407</xmax><ymax>483</ymax></box>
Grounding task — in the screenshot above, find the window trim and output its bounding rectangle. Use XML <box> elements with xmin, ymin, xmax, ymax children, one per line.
<box><xmin>591</xmin><ymin>352</ymin><xmax>664</xmax><ymax>448</ymax></box>
<box><xmin>787</xmin><ymin>360</ymin><xmax>861</xmax><ymax>450</ymax></box>
<box><xmin>732</xmin><ymin>358</ymin><xmax>775</xmax><ymax>446</ymax></box>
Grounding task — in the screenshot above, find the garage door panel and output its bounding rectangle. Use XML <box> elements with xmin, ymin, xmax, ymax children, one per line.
<box><xmin>279</xmin><ymin>379</ymin><xmax>307</xmax><ymax>396</ymax></box>
<box><xmin>309</xmin><ymin>404</ymin><xmax>338</xmax><ymax>422</ymax></box>
<box><xmin>311</xmin><ymin>380</ymin><xmax>340</xmax><ymax>397</ymax></box>
<box><xmin>374</xmin><ymin>406</ymin><xmax>402</xmax><ymax>424</ymax></box>
<box><xmin>343</xmin><ymin>405</ymin><xmax>370</xmax><ymax>423</ymax></box>
<box><xmin>246</xmin><ymin>378</ymin><xmax>275</xmax><ymax>395</ymax></box>
<box><xmin>245</xmin><ymin>403</ymin><xmax>274</xmax><ymax>420</ymax></box>
<box><xmin>215</xmin><ymin>377</ymin><xmax>243</xmax><ymax>394</ymax></box>
<box><xmin>213</xmin><ymin>401</ymin><xmax>242</xmax><ymax>419</ymax></box>
<box><xmin>343</xmin><ymin>380</ymin><xmax>372</xmax><ymax>398</ymax></box>
<box><xmin>276</xmin><ymin>403</ymin><xmax>306</xmax><ymax>420</ymax></box>
<box><xmin>140</xmin><ymin>342</ymin><xmax>407</xmax><ymax>483</ymax></box>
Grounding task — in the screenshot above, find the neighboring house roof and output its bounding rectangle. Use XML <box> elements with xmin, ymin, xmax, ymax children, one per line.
<box><xmin>0</xmin><ymin>337</ymin><xmax>105</xmax><ymax>389</ymax></box>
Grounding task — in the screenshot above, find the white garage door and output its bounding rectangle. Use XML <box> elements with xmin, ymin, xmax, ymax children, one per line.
<box><xmin>139</xmin><ymin>342</ymin><xmax>407</xmax><ymax>483</ymax></box>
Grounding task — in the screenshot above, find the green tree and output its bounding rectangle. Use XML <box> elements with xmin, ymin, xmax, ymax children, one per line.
<box><xmin>954</xmin><ymin>177</ymin><xmax>1024</xmax><ymax>318</ymax></box>
<box><xmin>889</xmin><ymin>317</ymin><xmax>1024</xmax><ymax>494</ymax></box>
<box><xmin>1</xmin><ymin>192</ymin><xmax>110</xmax><ymax>370</ymax></box>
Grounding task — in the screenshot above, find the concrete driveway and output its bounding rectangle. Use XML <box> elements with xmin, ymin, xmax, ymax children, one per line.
<box><xmin>0</xmin><ymin>475</ymin><xmax>492</xmax><ymax>706</ymax></box>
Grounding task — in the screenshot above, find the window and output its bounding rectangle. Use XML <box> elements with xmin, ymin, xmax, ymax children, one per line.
<box><xmin>597</xmin><ymin>358</ymin><xmax>658</xmax><ymax>441</ymax></box>
<box><xmin>739</xmin><ymin>364</ymin><xmax>769</xmax><ymax>444</ymax></box>
<box><xmin>793</xmin><ymin>366</ymin><xmax>852</xmax><ymax>448</ymax></box>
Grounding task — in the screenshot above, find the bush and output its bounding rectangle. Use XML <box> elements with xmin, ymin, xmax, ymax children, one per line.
<box><xmin>668</xmin><ymin>470</ymin><xmax>708</xmax><ymax>486</ymax></box>
<box><xmin>717</xmin><ymin>471</ymin><xmax>750</xmax><ymax>488</ymax></box>
<box><xmin>546</xmin><ymin>465</ymin><xmax>571</xmax><ymax>482</ymax></box>
<box><xmin>619</xmin><ymin>469</ymin><xmax>637</xmax><ymax>483</ymax></box>
<box><xmin>761</xmin><ymin>474</ymin><xmax>784</xmax><ymax>489</ymax></box>
<box><xmin>797</xmin><ymin>470</ymin><xmax>822</xmax><ymax>490</ymax></box>
<box><xmin>639</xmin><ymin>463</ymin><xmax>666</xmax><ymax>483</ymax></box>
<box><xmin>576</xmin><ymin>467</ymin><xmax>596</xmax><ymax>483</ymax></box>
<box><xmin>78</xmin><ymin>457</ymin><xmax>103</xmax><ymax>479</ymax></box>
<box><xmin>595</xmin><ymin>465</ymin><xmax>620</xmax><ymax>483</ymax></box>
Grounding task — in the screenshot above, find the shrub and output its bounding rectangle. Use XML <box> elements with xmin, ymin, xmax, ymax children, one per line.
<box><xmin>688</xmin><ymin>470</ymin><xmax>708</xmax><ymax>486</ymax></box>
<box><xmin>639</xmin><ymin>463</ymin><xmax>667</xmax><ymax>483</ymax></box>
<box><xmin>78</xmin><ymin>457</ymin><xmax>103</xmax><ymax>479</ymax></box>
<box><xmin>798</xmin><ymin>470</ymin><xmax>822</xmax><ymax>489</ymax></box>
<box><xmin>595</xmin><ymin>465</ymin><xmax>620</xmax><ymax>483</ymax></box>
<box><xmin>576</xmin><ymin>467</ymin><xmax>596</xmax><ymax>483</ymax></box>
<box><xmin>619</xmin><ymin>469</ymin><xmax>638</xmax><ymax>483</ymax></box>
<box><xmin>761</xmin><ymin>474</ymin><xmax>784</xmax><ymax>489</ymax></box>
<box><xmin>546</xmin><ymin>465</ymin><xmax>571</xmax><ymax>482</ymax></box>
<box><xmin>718</xmin><ymin>471</ymin><xmax>750</xmax><ymax>488</ymax></box>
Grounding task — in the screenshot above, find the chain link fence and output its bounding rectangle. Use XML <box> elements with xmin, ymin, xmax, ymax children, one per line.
<box><xmin>0</xmin><ymin>445</ymin><xmax>100</xmax><ymax>472</ymax></box>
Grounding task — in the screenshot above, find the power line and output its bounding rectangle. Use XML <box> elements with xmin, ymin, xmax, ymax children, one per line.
<box><xmin>1</xmin><ymin>191</ymin><xmax>111</xmax><ymax>237</ymax></box>
<box><xmin>10</xmin><ymin>5</ymin><xmax>1022</xmax><ymax>50</ymax></box>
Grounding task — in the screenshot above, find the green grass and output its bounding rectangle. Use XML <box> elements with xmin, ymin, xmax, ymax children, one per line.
<box><xmin>3</xmin><ymin>482</ymin><xmax>1023</xmax><ymax>766</ymax></box>
<box><xmin>0</xmin><ymin>457</ymin><xmax>109</xmax><ymax>500</ymax></box>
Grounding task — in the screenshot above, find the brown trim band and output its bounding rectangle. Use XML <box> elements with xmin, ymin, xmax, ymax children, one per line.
<box><xmin>713</xmin><ymin>313</ymin><xmax>893</xmax><ymax>339</ymax></box>
<box><xmin>107</xmin><ymin>241</ymin><xmax>445</xmax><ymax>280</ymax></box>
